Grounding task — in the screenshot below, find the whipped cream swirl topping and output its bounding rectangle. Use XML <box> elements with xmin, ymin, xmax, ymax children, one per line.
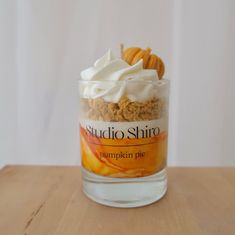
<box><xmin>80</xmin><ymin>50</ymin><xmax>159</xmax><ymax>103</ymax></box>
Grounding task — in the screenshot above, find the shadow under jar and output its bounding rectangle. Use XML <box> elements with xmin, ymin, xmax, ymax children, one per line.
<box><xmin>78</xmin><ymin>80</ymin><xmax>169</xmax><ymax>208</ymax></box>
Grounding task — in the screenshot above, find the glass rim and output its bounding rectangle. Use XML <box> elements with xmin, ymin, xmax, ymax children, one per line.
<box><xmin>78</xmin><ymin>79</ymin><xmax>169</xmax><ymax>86</ymax></box>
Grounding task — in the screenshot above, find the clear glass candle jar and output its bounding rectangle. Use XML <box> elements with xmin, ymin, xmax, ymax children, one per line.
<box><xmin>78</xmin><ymin>80</ymin><xmax>169</xmax><ymax>207</ymax></box>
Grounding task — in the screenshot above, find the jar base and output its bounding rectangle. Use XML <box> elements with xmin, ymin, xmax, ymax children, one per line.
<box><xmin>82</xmin><ymin>168</ymin><xmax>167</xmax><ymax>208</ymax></box>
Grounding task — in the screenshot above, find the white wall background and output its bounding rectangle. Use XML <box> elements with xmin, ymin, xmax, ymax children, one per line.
<box><xmin>0</xmin><ymin>0</ymin><xmax>234</xmax><ymax>167</ymax></box>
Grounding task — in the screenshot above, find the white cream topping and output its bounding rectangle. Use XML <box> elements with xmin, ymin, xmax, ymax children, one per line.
<box><xmin>80</xmin><ymin>50</ymin><xmax>159</xmax><ymax>103</ymax></box>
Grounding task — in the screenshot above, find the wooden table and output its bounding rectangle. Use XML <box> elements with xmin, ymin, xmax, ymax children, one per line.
<box><xmin>0</xmin><ymin>166</ymin><xmax>234</xmax><ymax>235</ymax></box>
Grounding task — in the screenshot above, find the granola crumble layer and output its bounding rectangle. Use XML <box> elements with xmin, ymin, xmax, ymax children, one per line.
<box><xmin>80</xmin><ymin>96</ymin><xmax>163</xmax><ymax>122</ymax></box>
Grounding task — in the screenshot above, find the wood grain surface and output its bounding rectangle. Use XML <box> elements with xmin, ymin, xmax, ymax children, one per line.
<box><xmin>0</xmin><ymin>166</ymin><xmax>234</xmax><ymax>235</ymax></box>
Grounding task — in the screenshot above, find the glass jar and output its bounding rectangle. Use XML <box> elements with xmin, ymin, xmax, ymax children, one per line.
<box><xmin>78</xmin><ymin>80</ymin><xmax>169</xmax><ymax>207</ymax></box>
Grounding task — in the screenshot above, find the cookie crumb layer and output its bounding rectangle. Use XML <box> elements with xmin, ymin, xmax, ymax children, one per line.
<box><xmin>81</xmin><ymin>96</ymin><xmax>163</xmax><ymax>121</ymax></box>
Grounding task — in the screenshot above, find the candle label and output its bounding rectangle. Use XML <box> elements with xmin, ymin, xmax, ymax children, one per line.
<box><xmin>80</xmin><ymin>119</ymin><xmax>168</xmax><ymax>178</ymax></box>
